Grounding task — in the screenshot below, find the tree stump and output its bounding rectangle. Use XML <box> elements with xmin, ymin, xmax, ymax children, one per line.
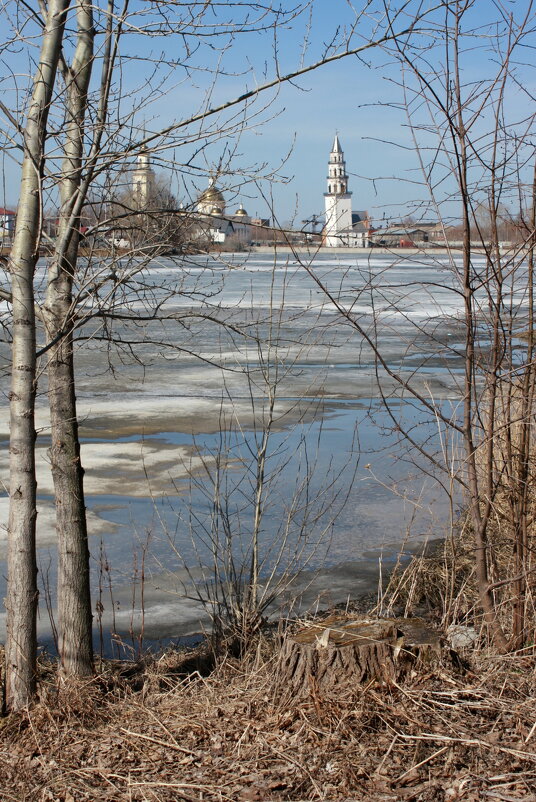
<box><xmin>277</xmin><ymin>615</ymin><xmax>445</xmax><ymax>697</ymax></box>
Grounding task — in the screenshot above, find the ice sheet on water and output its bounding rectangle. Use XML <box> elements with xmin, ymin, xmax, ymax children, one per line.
<box><xmin>0</xmin><ymin>249</ymin><xmax>530</xmax><ymax>645</ymax></box>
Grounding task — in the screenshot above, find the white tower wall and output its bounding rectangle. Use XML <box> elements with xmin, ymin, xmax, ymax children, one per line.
<box><xmin>132</xmin><ymin>149</ymin><xmax>155</xmax><ymax>206</ymax></box>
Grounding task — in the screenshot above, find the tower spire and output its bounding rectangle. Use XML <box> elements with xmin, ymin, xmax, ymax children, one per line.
<box><xmin>326</xmin><ymin>134</ymin><xmax>350</xmax><ymax>197</ymax></box>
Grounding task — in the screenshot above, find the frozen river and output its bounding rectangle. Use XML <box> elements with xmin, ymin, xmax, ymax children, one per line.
<box><xmin>0</xmin><ymin>248</ymin><xmax>515</xmax><ymax>652</ymax></box>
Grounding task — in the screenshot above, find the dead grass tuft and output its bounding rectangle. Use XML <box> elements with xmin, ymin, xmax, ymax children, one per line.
<box><xmin>379</xmin><ymin>504</ymin><xmax>536</xmax><ymax>646</ymax></box>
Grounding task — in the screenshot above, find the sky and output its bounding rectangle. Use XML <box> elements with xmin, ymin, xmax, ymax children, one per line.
<box><xmin>0</xmin><ymin>0</ymin><xmax>535</xmax><ymax>227</ymax></box>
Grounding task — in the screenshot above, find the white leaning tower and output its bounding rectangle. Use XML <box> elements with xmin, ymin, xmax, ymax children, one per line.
<box><xmin>323</xmin><ymin>135</ymin><xmax>353</xmax><ymax>247</ymax></box>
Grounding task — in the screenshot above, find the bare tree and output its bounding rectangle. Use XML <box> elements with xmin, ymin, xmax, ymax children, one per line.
<box><xmin>389</xmin><ymin>1</ymin><xmax>536</xmax><ymax>650</ymax></box>
<box><xmin>5</xmin><ymin>0</ymin><xmax>70</xmax><ymax>710</ymax></box>
<box><xmin>43</xmin><ymin>0</ymin><xmax>96</xmax><ymax>678</ymax></box>
<box><xmin>156</xmin><ymin>268</ymin><xmax>355</xmax><ymax>651</ymax></box>
<box><xmin>106</xmin><ymin>171</ymin><xmax>187</xmax><ymax>252</ymax></box>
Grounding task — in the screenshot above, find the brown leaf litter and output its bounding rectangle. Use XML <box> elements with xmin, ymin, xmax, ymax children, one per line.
<box><xmin>1</xmin><ymin>635</ymin><xmax>536</xmax><ymax>802</ymax></box>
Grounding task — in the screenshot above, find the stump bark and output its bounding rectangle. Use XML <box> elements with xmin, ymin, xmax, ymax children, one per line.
<box><xmin>277</xmin><ymin>616</ymin><xmax>445</xmax><ymax>697</ymax></box>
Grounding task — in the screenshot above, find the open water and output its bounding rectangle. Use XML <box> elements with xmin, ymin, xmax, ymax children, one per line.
<box><xmin>1</xmin><ymin>248</ymin><xmax>525</xmax><ymax>652</ymax></box>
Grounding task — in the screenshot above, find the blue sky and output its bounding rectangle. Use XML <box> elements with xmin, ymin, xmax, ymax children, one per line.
<box><xmin>1</xmin><ymin>0</ymin><xmax>535</xmax><ymax>227</ymax></box>
<box><xmin>163</xmin><ymin>0</ymin><xmax>536</xmax><ymax>227</ymax></box>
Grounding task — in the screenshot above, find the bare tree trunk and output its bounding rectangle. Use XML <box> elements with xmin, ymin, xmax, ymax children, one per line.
<box><xmin>5</xmin><ymin>0</ymin><xmax>70</xmax><ymax>711</ymax></box>
<box><xmin>45</xmin><ymin>320</ymin><xmax>93</xmax><ymax>674</ymax></box>
<box><xmin>43</xmin><ymin>0</ymin><xmax>94</xmax><ymax>676</ymax></box>
<box><xmin>510</xmin><ymin>158</ymin><xmax>536</xmax><ymax>648</ymax></box>
<box><xmin>453</xmin><ymin>9</ymin><xmax>508</xmax><ymax>652</ymax></box>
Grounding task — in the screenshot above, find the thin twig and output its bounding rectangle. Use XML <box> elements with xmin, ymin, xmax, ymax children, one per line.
<box><xmin>119</xmin><ymin>728</ymin><xmax>197</xmax><ymax>756</ymax></box>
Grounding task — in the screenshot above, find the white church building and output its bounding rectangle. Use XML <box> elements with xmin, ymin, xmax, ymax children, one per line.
<box><xmin>131</xmin><ymin>145</ymin><xmax>155</xmax><ymax>206</ymax></box>
<box><xmin>323</xmin><ymin>135</ymin><xmax>370</xmax><ymax>247</ymax></box>
<box><xmin>193</xmin><ymin>182</ymin><xmax>253</xmax><ymax>245</ymax></box>
<box><xmin>129</xmin><ymin>147</ymin><xmax>253</xmax><ymax>246</ymax></box>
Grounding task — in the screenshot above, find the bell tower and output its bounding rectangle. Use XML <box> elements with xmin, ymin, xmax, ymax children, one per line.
<box><xmin>324</xmin><ymin>135</ymin><xmax>353</xmax><ymax>247</ymax></box>
<box><xmin>132</xmin><ymin>146</ymin><xmax>155</xmax><ymax>207</ymax></box>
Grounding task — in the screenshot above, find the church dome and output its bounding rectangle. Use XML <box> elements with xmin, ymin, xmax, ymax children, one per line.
<box><xmin>235</xmin><ymin>204</ymin><xmax>248</xmax><ymax>216</ymax></box>
<box><xmin>198</xmin><ymin>184</ymin><xmax>225</xmax><ymax>207</ymax></box>
<box><xmin>210</xmin><ymin>205</ymin><xmax>223</xmax><ymax>215</ymax></box>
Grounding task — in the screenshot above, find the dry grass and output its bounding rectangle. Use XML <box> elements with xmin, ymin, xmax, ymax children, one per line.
<box><xmin>377</xmin><ymin>520</ymin><xmax>481</xmax><ymax>626</ymax></box>
<box><xmin>378</xmin><ymin>505</ymin><xmax>536</xmax><ymax>643</ymax></box>
<box><xmin>2</xmin><ymin>635</ymin><xmax>536</xmax><ymax>802</ymax></box>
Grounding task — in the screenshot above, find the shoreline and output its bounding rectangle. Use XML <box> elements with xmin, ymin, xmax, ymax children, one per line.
<box><xmin>26</xmin><ymin>534</ymin><xmax>443</xmax><ymax>660</ymax></box>
<box><xmin>0</xmin><ymin>397</ymin><xmax>453</xmax><ymax>649</ymax></box>
<box><xmin>1</xmin><ymin>243</ymin><xmax>513</xmax><ymax>259</ymax></box>
<box><xmin>249</xmin><ymin>244</ymin><xmax>510</xmax><ymax>256</ymax></box>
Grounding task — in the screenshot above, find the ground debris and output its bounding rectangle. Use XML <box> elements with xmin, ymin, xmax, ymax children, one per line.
<box><xmin>1</xmin><ymin>644</ymin><xmax>536</xmax><ymax>801</ymax></box>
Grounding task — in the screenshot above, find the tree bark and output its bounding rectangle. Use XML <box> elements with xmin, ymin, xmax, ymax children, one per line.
<box><xmin>6</xmin><ymin>0</ymin><xmax>70</xmax><ymax>711</ymax></box>
<box><xmin>45</xmin><ymin>323</ymin><xmax>93</xmax><ymax>675</ymax></box>
<box><xmin>277</xmin><ymin>616</ymin><xmax>445</xmax><ymax>698</ymax></box>
<box><xmin>44</xmin><ymin>0</ymin><xmax>94</xmax><ymax>676</ymax></box>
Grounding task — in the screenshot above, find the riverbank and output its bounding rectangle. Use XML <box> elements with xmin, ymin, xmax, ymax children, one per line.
<box><xmin>3</xmin><ymin>509</ymin><xmax>535</xmax><ymax>801</ymax></box>
<box><xmin>1</xmin><ymin>614</ymin><xmax>535</xmax><ymax>801</ymax></box>
<box><xmin>250</xmin><ymin>243</ymin><xmax>506</xmax><ymax>256</ymax></box>
<box><xmin>1</xmin><ymin>242</ymin><xmax>510</xmax><ymax>259</ymax></box>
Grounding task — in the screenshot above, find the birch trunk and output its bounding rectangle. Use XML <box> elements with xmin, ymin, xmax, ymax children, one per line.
<box><xmin>6</xmin><ymin>0</ymin><xmax>70</xmax><ymax>711</ymax></box>
<box><xmin>43</xmin><ymin>0</ymin><xmax>94</xmax><ymax>676</ymax></box>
